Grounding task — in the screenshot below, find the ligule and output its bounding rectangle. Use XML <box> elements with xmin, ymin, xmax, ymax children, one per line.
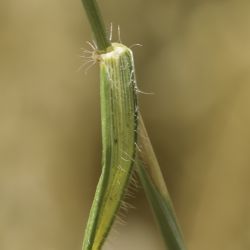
<box><xmin>82</xmin><ymin>43</ymin><xmax>138</xmax><ymax>250</ymax></box>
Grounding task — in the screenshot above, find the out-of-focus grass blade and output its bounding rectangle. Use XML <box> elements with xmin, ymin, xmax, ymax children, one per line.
<box><xmin>137</xmin><ymin>114</ymin><xmax>187</xmax><ymax>250</ymax></box>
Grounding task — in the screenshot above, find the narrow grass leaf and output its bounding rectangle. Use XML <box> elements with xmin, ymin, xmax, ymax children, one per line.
<box><xmin>136</xmin><ymin>115</ymin><xmax>187</xmax><ymax>250</ymax></box>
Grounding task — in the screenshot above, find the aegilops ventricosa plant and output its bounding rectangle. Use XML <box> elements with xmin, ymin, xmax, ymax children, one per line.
<box><xmin>80</xmin><ymin>1</ymin><xmax>186</xmax><ymax>249</ymax></box>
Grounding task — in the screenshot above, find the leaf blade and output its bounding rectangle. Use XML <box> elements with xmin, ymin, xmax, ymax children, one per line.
<box><xmin>137</xmin><ymin>115</ymin><xmax>187</xmax><ymax>250</ymax></box>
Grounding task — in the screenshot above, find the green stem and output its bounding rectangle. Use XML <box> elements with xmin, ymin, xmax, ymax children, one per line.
<box><xmin>137</xmin><ymin>114</ymin><xmax>186</xmax><ymax>250</ymax></box>
<box><xmin>81</xmin><ymin>0</ymin><xmax>111</xmax><ymax>51</ymax></box>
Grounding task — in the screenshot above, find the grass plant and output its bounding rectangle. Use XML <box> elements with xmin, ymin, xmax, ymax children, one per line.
<box><xmin>81</xmin><ymin>1</ymin><xmax>187</xmax><ymax>249</ymax></box>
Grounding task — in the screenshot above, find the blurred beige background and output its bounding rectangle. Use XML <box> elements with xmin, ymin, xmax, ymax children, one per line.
<box><xmin>1</xmin><ymin>0</ymin><xmax>250</xmax><ymax>249</ymax></box>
